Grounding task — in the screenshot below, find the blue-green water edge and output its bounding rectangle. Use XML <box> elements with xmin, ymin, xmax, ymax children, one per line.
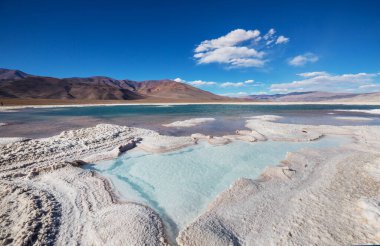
<box><xmin>85</xmin><ymin>136</ymin><xmax>347</xmax><ymax>238</ymax></box>
<box><xmin>1</xmin><ymin>104</ymin><xmax>380</xmax><ymax>138</ymax></box>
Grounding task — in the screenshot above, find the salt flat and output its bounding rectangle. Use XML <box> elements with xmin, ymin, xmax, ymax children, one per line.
<box><xmin>0</xmin><ymin>117</ymin><xmax>379</xmax><ymax>245</ymax></box>
<box><xmin>91</xmin><ymin>136</ymin><xmax>346</xmax><ymax>240</ymax></box>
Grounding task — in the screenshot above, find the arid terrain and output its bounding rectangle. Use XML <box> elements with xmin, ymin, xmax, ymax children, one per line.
<box><xmin>0</xmin><ymin>68</ymin><xmax>227</xmax><ymax>102</ymax></box>
<box><xmin>1</xmin><ymin>68</ymin><xmax>379</xmax><ymax>106</ymax></box>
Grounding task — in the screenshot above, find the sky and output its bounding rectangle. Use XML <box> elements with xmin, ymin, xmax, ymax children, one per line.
<box><xmin>0</xmin><ymin>0</ymin><xmax>380</xmax><ymax>95</ymax></box>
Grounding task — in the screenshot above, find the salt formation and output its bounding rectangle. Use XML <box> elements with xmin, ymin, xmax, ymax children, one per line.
<box><xmin>0</xmin><ymin>124</ymin><xmax>170</xmax><ymax>245</ymax></box>
<box><xmin>1</xmin><ymin>119</ymin><xmax>380</xmax><ymax>245</ymax></box>
<box><xmin>163</xmin><ymin>118</ymin><xmax>215</xmax><ymax>127</ymax></box>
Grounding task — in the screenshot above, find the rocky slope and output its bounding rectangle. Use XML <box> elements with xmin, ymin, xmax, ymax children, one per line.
<box><xmin>0</xmin><ymin>68</ymin><xmax>29</xmax><ymax>81</ymax></box>
<box><xmin>0</xmin><ymin>68</ymin><xmax>225</xmax><ymax>101</ymax></box>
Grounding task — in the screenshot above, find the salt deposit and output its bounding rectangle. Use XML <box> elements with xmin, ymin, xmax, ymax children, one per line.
<box><xmin>247</xmin><ymin>114</ymin><xmax>283</xmax><ymax>121</ymax></box>
<box><xmin>163</xmin><ymin>118</ymin><xmax>215</xmax><ymax>127</ymax></box>
<box><xmin>335</xmin><ymin>109</ymin><xmax>380</xmax><ymax>115</ymax></box>
<box><xmin>178</xmin><ymin>127</ymin><xmax>380</xmax><ymax>245</ymax></box>
<box><xmin>1</xmin><ymin>118</ymin><xmax>380</xmax><ymax>245</ymax></box>
<box><xmin>92</xmin><ymin>136</ymin><xmax>346</xmax><ymax>240</ymax></box>
<box><xmin>0</xmin><ymin>137</ymin><xmax>30</xmax><ymax>145</ymax></box>
<box><xmin>335</xmin><ymin>116</ymin><xmax>374</xmax><ymax>121</ymax></box>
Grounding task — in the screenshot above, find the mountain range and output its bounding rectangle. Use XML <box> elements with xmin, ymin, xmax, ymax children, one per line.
<box><xmin>0</xmin><ymin>68</ymin><xmax>379</xmax><ymax>103</ymax></box>
<box><xmin>247</xmin><ymin>91</ymin><xmax>380</xmax><ymax>103</ymax></box>
<box><xmin>0</xmin><ymin>68</ymin><xmax>225</xmax><ymax>101</ymax></box>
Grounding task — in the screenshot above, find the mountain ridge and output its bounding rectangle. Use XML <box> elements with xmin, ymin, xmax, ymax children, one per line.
<box><xmin>1</xmin><ymin>68</ymin><xmax>379</xmax><ymax>103</ymax></box>
<box><xmin>246</xmin><ymin>91</ymin><xmax>380</xmax><ymax>102</ymax></box>
<box><xmin>0</xmin><ymin>68</ymin><xmax>225</xmax><ymax>101</ymax></box>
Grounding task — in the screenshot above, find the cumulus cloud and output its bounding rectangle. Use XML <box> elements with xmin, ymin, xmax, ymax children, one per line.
<box><xmin>173</xmin><ymin>77</ymin><xmax>185</xmax><ymax>83</ymax></box>
<box><xmin>263</xmin><ymin>29</ymin><xmax>289</xmax><ymax>47</ymax></box>
<box><xmin>175</xmin><ymin>77</ymin><xmax>260</xmax><ymax>89</ymax></box>
<box><xmin>194</xmin><ymin>46</ymin><xmax>265</xmax><ymax>66</ymax></box>
<box><xmin>173</xmin><ymin>78</ymin><xmax>216</xmax><ymax>86</ymax></box>
<box><xmin>270</xmin><ymin>72</ymin><xmax>380</xmax><ymax>93</ymax></box>
<box><xmin>220</xmin><ymin>91</ymin><xmax>249</xmax><ymax>97</ymax></box>
<box><xmin>220</xmin><ymin>82</ymin><xmax>245</xmax><ymax>87</ymax></box>
<box><xmin>359</xmin><ymin>84</ymin><xmax>380</xmax><ymax>90</ymax></box>
<box><xmin>263</xmin><ymin>28</ymin><xmax>276</xmax><ymax>40</ymax></box>
<box><xmin>288</xmin><ymin>53</ymin><xmax>319</xmax><ymax>66</ymax></box>
<box><xmin>188</xmin><ymin>80</ymin><xmax>217</xmax><ymax>86</ymax></box>
<box><xmin>194</xmin><ymin>28</ymin><xmax>289</xmax><ymax>68</ymax></box>
<box><xmin>228</xmin><ymin>57</ymin><xmax>266</xmax><ymax>68</ymax></box>
<box><xmin>195</xmin><ymin>29</ymin><xmax>260</xmax><ymax>52</ymax></box>
<box><xmin>276</xmin><ymin>35</ymin><xmax>289</xmax><ymax>44</ymax></box>
<box><xmin>296</xmin><ymin>71</ymin><xmax>329</xmax><ymax>77</ymax></box>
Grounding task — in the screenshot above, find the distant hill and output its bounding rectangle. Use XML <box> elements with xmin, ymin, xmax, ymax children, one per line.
<box><xmin>1</xmin><ymin>68</ymin><xmax>378</xmax><ymax>103</ymax></box>
<box><xmin>327</xmin><ymin>92</ymin><xmax>380</xmax><ymax>103</ymax></box>
<box><xmin>247</xmin><ymin>91</ymin><xmax>380</xmax><ymax>103</ymax></box>
<box><xmin>0</xmin><ymin>68</ymin><xmax>29</xmax><ymax>81</ymax></box>
<box><xmin>247</xmin><ymin>91</ymin><xmax>356</xmax><ymax>102</ymax></box>
<box><xmin>0</xmin><ymin>68</ymin><xmax>226</xmax><ymax>101</ymax></box>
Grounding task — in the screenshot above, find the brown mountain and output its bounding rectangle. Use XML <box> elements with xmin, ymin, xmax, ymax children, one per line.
<box><xmin>0</xmin><ymin>69</ymin><xmax>225</xmax><ymax>101</ymax></box>
<box><xmin>128</xmin><ymin>80</ymin><xmax>223</xmax><ymax>100</ymax></box>
<box><xmin>0</xmin><ymin>68</ymin><xmax>29</xmax><ymax>81</ymax></box>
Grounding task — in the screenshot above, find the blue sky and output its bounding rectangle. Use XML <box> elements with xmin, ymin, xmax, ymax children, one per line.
<box><xmin>0</xmin><ymin>0</ymin><xmax>379</xmax><ymax>95</ymax></box>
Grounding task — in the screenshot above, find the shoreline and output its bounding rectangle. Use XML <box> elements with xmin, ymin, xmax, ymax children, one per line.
<box><xmin>1</xmin><ymin>119</ymin><xmax>379</xmax><ymax>245</ymax></box>
<box><xmin>1</xmin><ymin>101</ymin><xmax>380</xmax><ymax>111</ymax></box>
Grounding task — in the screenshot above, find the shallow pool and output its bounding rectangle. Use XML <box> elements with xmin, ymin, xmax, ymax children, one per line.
<box><xmin>86</xmin><ymin>136</ymin><xmax>347</xmax><ymax>239</ymax></box>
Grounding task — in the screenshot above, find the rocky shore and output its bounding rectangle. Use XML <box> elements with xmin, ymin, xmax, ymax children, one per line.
<box><xmin>0</xmin><ymin>118</ymin><xmax>379</xmax><ymax>245</ymax></box>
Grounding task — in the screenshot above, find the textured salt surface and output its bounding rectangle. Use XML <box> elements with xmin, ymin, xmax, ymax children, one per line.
<box><xmin>89</xmin><ymin>136</ymin><xmax>345</xmax><ymax>238</ymax></box>
<box><xmin>163</xmin><ymin>118</ymin><xmax>215</xmax><ymax>127</ymax></box>
<box><xmin>2</xmin><ymin>121</ymin><xmax>380</xmax><ymax>245</ymax></box>
<box><xmin>0</xmin><ymin>137</ymin><xmax>28</xmax><ymax>145</ymax></box>
<box><xmin>335</xmin><ymin>109</ymin><xmax>380</xmax><ymax>115</ymax></box>
<box><xmin>335</xmin><ymin>116</ymin><xmax>374</xmax><ymax>121</ymax></box>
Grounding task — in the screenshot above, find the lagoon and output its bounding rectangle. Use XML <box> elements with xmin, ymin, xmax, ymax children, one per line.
<box><xmin>87</xmin><ymin>136</ymin><xmax>346</xmax><ymax>239</ymax></box>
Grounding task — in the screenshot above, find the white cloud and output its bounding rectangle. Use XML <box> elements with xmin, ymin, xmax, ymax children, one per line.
<box><xmin>173</xmin><ymin>77</ymin><xmax>185</xmax><ymax>83</ymax></box>
<box><xmin>172</xmin><ymin>78</ymin><xmax>216</xmax><ymax>86</ymax></box>
<box><xmin>297</xmin><ymin>71</ymin><xmax>329</xmax><ymax>77</ymax></box>
<box><xmin>276</xmin><ymin>35</ymin><xmax>289</xmax><ymax>44</ymax></box>
<box><xmin>263</xmin><ymin>28</ymin><xmax>276</xmax><ymax>40</ymax></box>
<box><xmin>220</xmin><ymin>91</ymin><xmax>249</xmax><ymax>97</ymax></box>
<box><xmin>263</xmin><ymin>29</ymin><xmax>286</xmax><ymax>47</ymax></box>
<box><xmin>266</xmin><ymin>40</ymin><xmax>275</xmax><ymax>46</ymax></box>
<box><xmin>195</xmin><ymin>29</ymin><xmax>260</xmax><ymax>53</ymax></box>
<box><xmin>228</xmin><ymin>58</ymin><xmax>266</xmax><ymax>68</ymax></box>
<box><xmin>270</xmin><ymin>72</ymin><xmax>380</xmax><ymax>93</ymax></box>
<box><xmin>359</xmin><ymin>84</ymin><xmax>380</xmax><ymax>90</ymax></box>
<box><xmin>195</xmin><ymin>46</ymin><xmax>265</xmax><ymax>65</ymax></box>
<box><xmin>175</xmin><ymin>77</ymin><xmax>260</xmax><ymax>89</ymax></box>
<box><xmin>188</xmin><ymin>80</ymin><xmax>216</xmax><ymax>86</ymax></box>
<box><xmin>194</xmin><ymin>28</ymin><xmax>289</xmax><ymax>68</ymax></box>
<box><xmin>288</xmin><ymin>53</ymin><xmax>319</xmax><ymax>66</ymax></box>
<box><xmin>221</xmin><ymin>82</ymin><xmax>245</xmax><ymax>87</ymax></box>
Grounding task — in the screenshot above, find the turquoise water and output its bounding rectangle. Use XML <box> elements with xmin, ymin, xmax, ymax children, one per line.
<box><xmin>1</xmin><ymin>104</ymin><xmax>380</xmax><ymax>138</ymax></box>
<box><xmin>86</xmin><ymin>136</ymin><xmax>346</xmax><ymax>238</ymax></box>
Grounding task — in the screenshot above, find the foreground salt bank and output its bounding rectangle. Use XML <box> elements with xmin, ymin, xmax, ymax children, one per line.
<box><xmin>0</xmin><ymin>117</ymin><xmax>379</xmax><ymax>245</ymax></box>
